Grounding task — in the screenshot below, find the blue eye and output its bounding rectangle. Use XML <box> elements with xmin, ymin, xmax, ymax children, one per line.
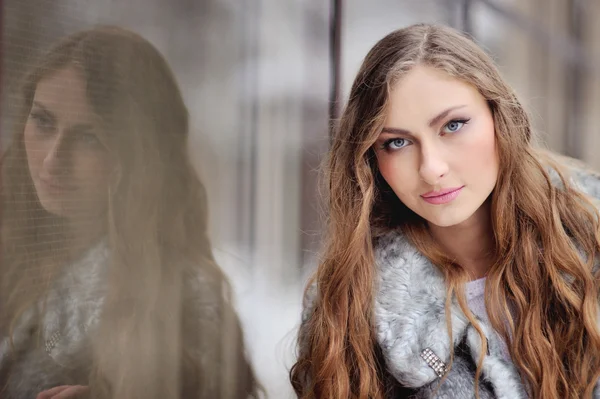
<box><xmin>442</xmin><ymin>119</ymin><xmax>470</xmax><ymax>134</ymax></box>
<box><xmin>382</xmin><ymin>138</ymin><xmax>410</xmax><ymax>151</ymax></box>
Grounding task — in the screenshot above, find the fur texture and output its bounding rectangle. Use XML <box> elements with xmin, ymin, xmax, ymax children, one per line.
<box><xmin>299</xmin><ymin>159</ymin><xmax>600</xmax><ymax>399</ymax></box>
<box><xmin>0</xmin><ymin>240</ymin><xmax>108</xmax><ymax>397</ymax></box>
<box><xmin>0</xmin><ymin>239</ymin><xmax>231</xmax><ymax>398</ymax></box>
<box><xmin>373</xmin><ymin>231</ymin><xmax>528</xmax><ymax>399</ymax></box>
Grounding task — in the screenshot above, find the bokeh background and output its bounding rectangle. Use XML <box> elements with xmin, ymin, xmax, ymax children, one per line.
<box><xmin>2</xmin><ymin>0</ymin><xmax>599</xmax><ymax>397</ymax></box>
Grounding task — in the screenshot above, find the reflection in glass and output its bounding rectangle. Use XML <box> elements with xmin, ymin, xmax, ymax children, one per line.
<box><xmin>0</xmin><ymin>26</ymin><xmax>258</xmax><ymax>399</ymax></box>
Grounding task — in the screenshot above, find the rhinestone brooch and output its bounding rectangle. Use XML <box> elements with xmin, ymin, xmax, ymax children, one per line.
<box><xmin>420</xmin><ymin>347</ymin><xmax>448</xmax><ymax>378</ymax></box>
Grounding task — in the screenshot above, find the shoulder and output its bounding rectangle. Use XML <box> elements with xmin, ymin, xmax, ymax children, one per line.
<box><xmin>179</xmin><ymin>261</ymin><xmax>240</xmax><ymax>370</ymax></box>
<box><xmin>373</xmin><ymin>230</ymin><xmax>421</xmax><ymax>270</ymax></box>
<box><xmin>182</xmin><ymin>261</ymin><xmax>223</xmax><ymax>301</ymax></box>
<box><xmin>180</xmin><ymin>261</ymin><xmax>230</xmax><ymax>331</ymax></box>
<box><xmin>300</xmin><ymin>277</ymin><xmax>318</xmax><ymax>326</ymax></box>
<box><xmin>301</xmin><ymin>230</ymin><xmax>423</xmax><ymax>324</ymax></box>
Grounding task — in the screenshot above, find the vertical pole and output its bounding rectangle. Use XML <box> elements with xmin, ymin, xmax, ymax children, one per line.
<box><xmin>329</xmin><ymin>0</ymin><xmax>342</xmax><ymax>140</ymax></box>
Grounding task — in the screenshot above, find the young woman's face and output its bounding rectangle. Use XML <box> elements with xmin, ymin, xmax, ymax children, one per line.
<box><xmin>374</xmin><ymin>65</ymin><xmax>499</xmax><ymax>227</ymax></box>
<box><xmin>24</xmin><ymin>66</ymin><xmax>113</xmax><ymax>219</ymax></box>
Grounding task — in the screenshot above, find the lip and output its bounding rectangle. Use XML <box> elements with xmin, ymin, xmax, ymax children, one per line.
<box><xmin>39</xmin><ymin>177</ymin><xmax>77</xmax><ymax>192</ymax></box>
<box><xmin>421</xmin><ymin>186</ymin><xmax>464</xmax><ymax>205</ymax></box>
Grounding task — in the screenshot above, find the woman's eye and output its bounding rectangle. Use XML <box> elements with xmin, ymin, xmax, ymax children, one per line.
<box><xmin>442</xmin><ymin>118</ymin><xmax>470</xmax><ymax>134</ymax></box>
<box><xmin>30</xmin><ymin>112</ymin><xmax>54</xmax><ymax>132</ymax></box>
<box><xmin>382</xmin><ymin>138</ymin><xmax>410</xmax><ymax>151</ymax></box>
<box><xmin>78</xmin><ymin>133</ymin><xmax>102</xmax><ymax>148</ymax></box>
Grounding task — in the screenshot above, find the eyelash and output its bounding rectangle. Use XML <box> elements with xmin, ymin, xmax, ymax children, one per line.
<box><xmin>442</xmin><ymin>118</ymin><xmax>470</xmax><ymax>135</ymax></box>
<box><xmin>381</xmin><ymin>118</ymin><xmax>471</xmax><ymax>151</ymax></box>
<box><xmin>30</xmin><ymin>112</ymin><xmax>54</xmax><ymax>132</ymax></box>
<box><xmin>78</xmin><ymin>133</ymin><xmax>102</xmax><ymax>148</ymax></box>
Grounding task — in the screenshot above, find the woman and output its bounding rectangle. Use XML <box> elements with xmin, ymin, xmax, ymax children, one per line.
<box><xmin>290</xmin><ymin>24</ymin><xmax>600</xmax><ymax>399</ymax></box>
<box><xmin>0</xmin><ymin>26</ymin><xmax>258</xmax><ymax>398</ymax></box>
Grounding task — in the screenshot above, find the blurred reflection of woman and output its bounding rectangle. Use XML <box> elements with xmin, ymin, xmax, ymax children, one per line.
<box><xmin>0</xmin><ymin>26</ymin><xmax>258</xmax><ymax>399</ymax></box>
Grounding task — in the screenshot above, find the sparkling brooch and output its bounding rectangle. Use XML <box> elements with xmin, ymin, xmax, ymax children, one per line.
<box><xmin>45</xmin><ymin>323</ymin><xmax>88</xmax><ymax>355</ymax></box>
<box><xmin>420</xmin><ymin>347</ymin><xmax>448</xmax><ymax>378</ymax></box>
<box><xmin>45</xmin><ymin>330</ymin><xmax>63</xmax><ymax>354</ymax></box>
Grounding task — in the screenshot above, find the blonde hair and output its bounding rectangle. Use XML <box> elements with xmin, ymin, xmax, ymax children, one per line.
<box><xmin>291</xmin><ymin>23</ymin><xmax>600</xmax><ymax>398</ymax></box>
<box><xmin>1</xmin><ymin>26</ymin><xmax>258</xmax><ymax>398</ymax></box>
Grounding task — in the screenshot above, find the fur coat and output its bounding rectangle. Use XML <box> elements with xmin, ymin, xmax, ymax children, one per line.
<box><xmin>0</xmin><ymin>239</ymin><xmax>253</xmax><ymax>398</ymax></box>
<box><xmin>299</xmin><ymin>158</ymin><xmax>600</xmax><ymax>399</ymax></box>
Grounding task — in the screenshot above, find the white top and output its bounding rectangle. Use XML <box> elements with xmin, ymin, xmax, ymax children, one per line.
<box><xmin>465</xmin><ymin>277</ymin><xmax>513</xmax><ymax>362</ymax></box>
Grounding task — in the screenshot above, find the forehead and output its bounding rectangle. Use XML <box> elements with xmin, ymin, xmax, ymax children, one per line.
<box><xmin>385</xmin><ymin>65</ymin><xmax>485</xmax><ymax>126</ymax></box>
<box><xmin>33</xmin><ymin>66</ymin><xmax>97</xmax><ymax>123</ymax></box>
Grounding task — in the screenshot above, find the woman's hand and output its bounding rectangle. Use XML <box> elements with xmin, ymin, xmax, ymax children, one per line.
<box><xmin>36</xmin><ymin>385</ymin><xmax>89</xmax><ymax>399</ymax></box>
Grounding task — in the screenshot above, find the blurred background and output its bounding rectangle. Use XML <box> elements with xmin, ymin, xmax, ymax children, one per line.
<box><xmin>1</xmin><ymin>0</ymin><xmax>599</xmax><ymax>397</ymax></box>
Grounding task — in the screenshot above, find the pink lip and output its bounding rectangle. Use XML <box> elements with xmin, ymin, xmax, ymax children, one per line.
<box><xmin>421</xmin><ymin>186</ymin><xmax>464</xmax><ymax>205</ymax></box>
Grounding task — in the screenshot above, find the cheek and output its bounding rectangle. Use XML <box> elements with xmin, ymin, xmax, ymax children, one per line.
<box><xmin>23</xmin><ymin>124</ymin><xmax>43</xmax><ymax>174</ymax></box>
<box><xmin>75</xmin><ymin>153</ymin><xmax>113</xmax><ymax>192</ymax></box>
<box><xmin>477</xmin><ymin>125</ymin><xmax>497</xmax><ymax>164</ymax></box>
<box><xmin>377</xmin><ymin>153</ymin><xmax>418</xmax><ymax>199</ymax></box>
<box><xmin>459</xmin><ymin>122</ymin><xmax>498</xmax><ymax>176</ymax></box>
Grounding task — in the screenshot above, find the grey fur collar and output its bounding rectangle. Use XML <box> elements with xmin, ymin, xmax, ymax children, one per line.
<box><xmin>373</xmin><ymin>232</ymin><xmax>527</xmax><ymax>398</ymax></box>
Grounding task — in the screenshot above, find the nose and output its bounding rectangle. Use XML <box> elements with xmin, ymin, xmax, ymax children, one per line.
<box><xmin>42</xmin><ymin>134</ymin><xmax>71</xmax><ymax>177</ymax></box>
<box><xmin>418</xmin><ymin>141</ymin><xmax>449</xmax><ymax>185</ymax></box>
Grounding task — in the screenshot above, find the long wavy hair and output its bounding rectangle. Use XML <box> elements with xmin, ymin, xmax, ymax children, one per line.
<box><xmin>0</xmin><ymin>26</ymin><xmax>257</xmax><ymax>398</ymax></box>
<box><xmin>290</xmin><ymin>23</ymin><xmax>600</xmax><ymax>399</ymax></box>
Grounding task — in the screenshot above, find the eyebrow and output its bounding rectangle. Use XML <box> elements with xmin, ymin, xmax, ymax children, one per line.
<box><xmin>31</xmin><ymin>101</ymin><xmax>56</xmax><ymax>121</ymax></box>
<box><xmin>381</xmin><ymin>105</ymin><xmax>467</xmax><ymax>135</ymax></box>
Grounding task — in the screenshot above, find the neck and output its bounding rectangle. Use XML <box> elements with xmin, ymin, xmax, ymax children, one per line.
<box><xmin>63</xmin><ymin>215</ymin><xmax>106</xmax><ymax>260</ymax></box>
<box><xmin>428</xmin><ymin>199</ymin><xmax>495</xmax><ymax>280</ymax></box>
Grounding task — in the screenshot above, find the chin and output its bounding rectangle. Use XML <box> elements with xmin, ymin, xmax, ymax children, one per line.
<box><xmin>40</xmin><ymin>197</ymin><xmax>108</xmax><ymax>223</ymax></box>
<box><xmin>39</xmin><ymin>199</ymin><xmax>70</xmax><ymax>218</ymax></box>
<box><xmin>427</xmin><ymin>217</ymin><xmax>466</xmax><ymax>228</ymax></box>
<box><xmin>38</xmin><ymin>194</ymin><xmax>78</xmax><ymax>218</ymax></box>
<box><xmin>422</xmin><ymin>207</ymin><xmax>475</xmax><ymax>228</ymax></box>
